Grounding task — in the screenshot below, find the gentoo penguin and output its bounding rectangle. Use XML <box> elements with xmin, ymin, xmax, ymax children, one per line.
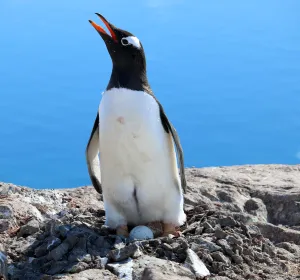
<box><xmin>86</xmin><ymin>13</ymin><xmax>187</xmax><ymax>237</ymax></box>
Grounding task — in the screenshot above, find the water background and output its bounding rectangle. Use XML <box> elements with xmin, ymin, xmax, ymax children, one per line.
<box><xmin>1</xmin><ymin>0</ymin><xmax>300</xmax><ymax>189</ymax></box>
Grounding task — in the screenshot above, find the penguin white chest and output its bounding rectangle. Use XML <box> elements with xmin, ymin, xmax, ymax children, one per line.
<box><xmin>99</xmin><ymin>88</ymin><xmax>166</xmax><ymax>167</ymax></box>
<box><xmin>98</xmin><ymin>88</ymin><xmax>185</xmax><ymax>228</ymax></box>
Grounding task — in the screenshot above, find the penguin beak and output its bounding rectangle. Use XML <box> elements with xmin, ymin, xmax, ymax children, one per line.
<box><xmin>89</xmin><ymin>13</ymin><xmax>118</xmax><ymax>43</ymax></box>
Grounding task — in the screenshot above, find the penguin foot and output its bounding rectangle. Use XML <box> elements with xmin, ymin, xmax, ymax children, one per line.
<box><xmin>162</xmin><ymin>223</ymin><xmax>181</xmax><ymax>237</ymax></box>
<box><xmin>116</xmin><ymin>225</ymin><xmax>129</xmax><ymax>237</ymax></box>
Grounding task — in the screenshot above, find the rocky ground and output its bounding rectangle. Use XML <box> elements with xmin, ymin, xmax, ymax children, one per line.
<box><xmin>0</xmin><ymin>164</ymin><xmax>300</xmax><ymax>280</ymax></box>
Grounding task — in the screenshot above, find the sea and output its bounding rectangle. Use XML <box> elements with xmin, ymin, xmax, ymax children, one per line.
<box><xmin>0</xmin><ymin>0</ymin><xmax>299</xmax><ymax>189</ymax></box>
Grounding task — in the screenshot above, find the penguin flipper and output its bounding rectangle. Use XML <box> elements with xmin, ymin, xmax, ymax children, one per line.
<box><xmin>158</xmin><ymin>103</ymin><xmax>187</xmax><ymax>194</ymax></box>
<box><xmin>86</xmin><ymin>113</ymin><xmax>102</xmax><ymax>194</ymax></box>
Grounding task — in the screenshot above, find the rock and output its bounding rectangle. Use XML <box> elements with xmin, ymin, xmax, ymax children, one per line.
<box><xmin>215</xmin><ymin>228</ymin><xmax>228</xmax><ymax>239</ymax></box>
<box><xmin>255</xmin><ymin>222</ymin><xmax>300</xmax><ymax>245</ymax></box>
<box><xmin>1</xmin><ymin>164</ymin><xmax>300</xmax><ymax>280</ymax></box>
<box><xmin>218</xmin><ymin>216</ymin><xmax>237</xmax><ymax>227</ymax></box>
<box><xmin>109</xmin><ymin>242</ymin><xmax>142</xmax><ymax>262</ymax></box>
<box><xmin>133</xmin><ymin>255</ymin><xmax>195</xmax><ymax>280</ymax></box>
<box><xmin>276</xmin><ymin>242</ymin><xmax>300</xmax><ymax>255</ymax></box>
<box><xmin>0</xmin><ymin>220</ymin><xmax>9</xmax><ymax>233</ymax></box>
<box><xmin>0</xmin><ymin>205</ymin><xmax>13</xmax><ymax>219</ymax></box>
<box><xmin>56</xmin><ymin>269</ymin><xmax>117</xmax><ymax>279</ymax></box>
<box><xmin>0</xmin><ymin>245</ymin><xmax>7</xmax><ymax>280</ymax></box>
<box><xmin>244</xmin><ymin>198</ymin><xmax>268</xmax><ymax>222</ymax></box>
<box><xmin>106</xmin><ymin>258</ymin><xmax>133</xmax><ymax>279</ymax></box>
<box><xmin>35</xmin><ymin>237</ymin><xmax>61</xmax><ymax>257</ymax></box>
<box><xmin>231</xmin><ymin>254</ymin><xmax>243</xmax><ymax>264</ymax></box>
<box><xmin>141</xmin><ymin>267</ymin><xmax>194</xmax><ymax>280</ymax></box>
<box><xmin>19</xmin><ymin>219</ymin><xmax>40</xmax><ymax>237</ymax></box>
<box><xmin>64</xmin><ymin>261</ymin><xmax>89</xmax><ymax>274</ymax></box>
<box><xmin>184</xmin><ymin>249</ymin><xmax>210</xmax><ymax>278</ymax></box>
<box><xmin>216</xmin><ymin>239</ymin><xmax>234</xmax><ymax>257</ymax></box>
<box><xmin>187</xmin><ymin>237</ymin><xmax>221</xmax><ymax>252</ymax></box>
<box><xmin>48</xmin><ymin>235</ymin><xmax>79</xmax><ymax>261</ymax></box>
<box><xmin>211</xmin><ymin>251</ymin><xmax>231</xmax><ymax>265</ymax></box>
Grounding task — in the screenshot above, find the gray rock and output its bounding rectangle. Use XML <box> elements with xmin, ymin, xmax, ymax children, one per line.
<box><xmin>219</xmin><ymin>216</ymin><xmax>237</xmax><ymax>227</ymax></box>
<box><xmin>48</xmin><ymin>235</ymin><xmax>79</xmax><ymax>261</ymax></box>
<box><xmin>188</xmin><ymin>237</ymin><xmax>221</xmax><ymax>252</ymax></box>
<box><xmin>0</xmin><ymin>205</ymin><xmax>13</xmax><ymax>219</ymax></box>
<box><xmin>211</xmin><ymin>251</ymin><xmax>231</xmax><ymax>265</ymax></box>
<box><xmin>64</xmin><ymin>261</ymin><xmax>89</xmax><ymax>274</ymax></box>
<box><xmin>244</xmin><ymin>198</ymin><xmax>268</xmax><ymax>222</ymax></box>
<box><xmin>0</xmin><ymin>220</ymin><xmax>9</xmax><ymax>233</ymax></box>
<box><xmin>109</xmin><ymin>242</ymin><xmax>142</xmax><ymax>262</ymax></box>
<box><xmin>276</xmin><ymin>242</ymin><xmax>300</xmax><ymax>254</ymax></box>
<box><xmin>35</xmin><ymin>237</ymin><xmax>61</xmax><ymax>257</ymax></box>
<box><xmin>184</xmin><ymin>249</ymin><xmax>210</xmax><ymax>278</ymax></box>
<box><xmin>215</xmin><ymin>228</ymin><xmax>228</xmax><ymax>239</ymax></box>
<box><xmin>107</xmin><ymin>258</ymin><xmax>133</xmax><ymax>279</ymax></box>
<box><xmin>55</xmin><ymin>269</ymin><xmax>117</xmax><ymax>279</ymax></box>
<box><xmin>2</xmin><ymin>164</ymin><xmax>300</xmax><ymax>280</ymax></box>
<box><xmin>133</xmin><ymin>255</ymin><xmax>195</xmax><ymax>280</ymax></box>
<box><xmin>226</xmin><ymin>235</ymin><xmax>243</xmax><ymax>246</ymax></box>
<box><xmin>0</xmin><ymin>245</ymin><xmax>7</xmax><ymax>280</ymax></box>
<box><xmin>231</xmin><ymin>254</ymin><xmax>243</xmax><ymax>264</ymax></box>
<box><xmin>216</xmin><ymin>239</ymin><xmax>234</xmax><ymax>257</ymax></box>
<box><xmin>255</xmin><ymin>222</ymin><xmax>300</xmax><ymax>245</ymax></box>
<box><xmin>19</xmin><ymin>219</ymin><xmax>40</xmax><ymax>237</ymax></box>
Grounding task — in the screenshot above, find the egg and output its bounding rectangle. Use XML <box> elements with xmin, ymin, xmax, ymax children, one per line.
<box><xmin>129</xmin><ymin>225</ymin><xmax>154</xmax><ymax>240</ymax></box>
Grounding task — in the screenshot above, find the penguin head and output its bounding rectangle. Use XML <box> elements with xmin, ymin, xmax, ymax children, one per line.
<box><xmin>89</xmin><ymin>14</ymin><xmax>146</xmax><ymax>73</ymax></box>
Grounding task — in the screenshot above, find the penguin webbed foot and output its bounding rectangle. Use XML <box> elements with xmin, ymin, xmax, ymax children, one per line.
<box><xmin>162</xmin><ymin>222</ymin><xmax>181</xmax><ymax>237</ymax></box>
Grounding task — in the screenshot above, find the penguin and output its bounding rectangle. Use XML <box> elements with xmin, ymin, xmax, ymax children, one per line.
<box><xmin>86</xmin><ymin>13</ymin><xmax>187</xmax><ymax>237</ymax></box>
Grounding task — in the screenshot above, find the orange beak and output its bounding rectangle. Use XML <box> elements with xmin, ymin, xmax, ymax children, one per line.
<box><xmin>89</xmin><ymin>13</ymin><xmax>117</xmax><ymax>42</ymax></box>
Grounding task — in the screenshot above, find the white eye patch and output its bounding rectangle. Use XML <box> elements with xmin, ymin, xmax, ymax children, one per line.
<box><xmin>121</xmin><ymin>36</ymin><xmax>141</xmax><ymax>49</ymax></box>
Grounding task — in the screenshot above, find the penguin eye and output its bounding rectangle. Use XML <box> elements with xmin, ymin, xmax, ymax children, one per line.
<box><xmin>121</xmin><ymin>38</ymin><xmax>129</xmax><ymax>46</ymax></box>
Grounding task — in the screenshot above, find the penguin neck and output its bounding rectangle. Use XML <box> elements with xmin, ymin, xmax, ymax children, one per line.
<box><xmin>107</xmin><ymin>65</ymin><xmax>152</xmax><ymax>94</ymax></box>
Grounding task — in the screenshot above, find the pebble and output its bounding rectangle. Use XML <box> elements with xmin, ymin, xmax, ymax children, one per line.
<box><xmin>211</xmin><ymin>251</ymin><xmax>231</xmax><ymax>265</ymax></box>
<box><xmin>19</xmin><ymin>219</ymin><xmax>40</xmax><ymax>237</ymax></box>
<box><xmin>184</xmin><ymin>249</ymin><xmax>210</xmax><ymax>278</ymax></box>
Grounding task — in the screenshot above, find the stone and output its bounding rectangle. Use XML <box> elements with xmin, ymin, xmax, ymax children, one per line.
<box><xmin>55</xmin><ymin>269</ymin><xmax>117</xmax><ymax>280</ymax></box>
<box><xmin>276</xmin><ymin>242</ymin><xmax>300</xmax><ymax>254</ymax></box>
<box><xmin>141</xmin><ymin>267</ymin><xmax>194</xmax><ymax>280</ymax></box>
<box><xmin>0</xmin><ymin>205</ymin><xmax>13</xmax><ymax>220</ymax></box>
<box><xmin>231</xmin><ymin>254</ymin><xmax>243</xmax><ymax>264</ymax></box>
<box><xmin>244</xmin><ymin>198</ymin><xmax>268</xmax><ymax>222</ymax></box>
<box><xmin>64</xmin><ymin>261</ymin><xmax>89</xmax><ymax>274</ymax></box>
<box><xmin>133</xmin><ymin>255</ymin><xmax>195</xmax><ymax>280</ymax></box>
<box><xmin>19</xmin><ymin>219</ymin><xmax>40</xmax><ymax>237</ymax></box>
<box><xmin>219</xmin><ymin>217</ymin><xmax>237</xmax><ymax>227</ymax></box>
<box><xmin>1</xmin><ymin>164</ymin><xmax>300</xmax><ymax>280</ymax></box>
<box><xmin>0</xmin><ymin>220</ymin><xmax>9</xmax><ymax>233</ymax></box>
<box><xmin>35</xmin><ymin>237</ymin><xmax>61</xmax><ymax>257</ymax></box>
<box><xmin>0</xmin><ymin>245</ymin><xmax>8</xmax><ymax>280</ymax></box>
<box><xmin>106</xmin><ymin>258</ymin><xmax>133</xmax><ymax>279</ymax></box>
<box><xmin>215</xmin><ymin>228</ymin><xmax>228</xmax><ymax>239</ymax></box>
<box><xmin>48</xmin><ymin>235</ymin><xmax>79</xmax><ymax>261</ymax></box>
<box><xmin>184</xmin><ymin>249</ymin><xmax>210</xmax><ymax>278</ymax></box>
<box><xmin>188</xmin><ymin>237</ymin><xmax>221</xmax><ymax>252</ymax></box>
<box><xmin>211</xmin><ymin>251</ymin><xmax>231</xmax><ymax>265</ymax></box>
<box><xmin>216</xmin><ymin>239</ymin><xmax>234</xmax><ymax>257</ymax></box>
<box><xmin>109</xmin><ymin>243</ymin><xmax>142</xmax><ymax>262</ymax></box>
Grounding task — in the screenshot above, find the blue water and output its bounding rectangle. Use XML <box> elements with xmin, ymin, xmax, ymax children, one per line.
<box><xmin>0</xmin><ymin>1</ymin><xmax>300</xmax><ymax>189</ymax></box>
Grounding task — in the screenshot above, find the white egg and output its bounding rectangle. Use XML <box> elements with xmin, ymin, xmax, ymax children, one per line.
<box><xmin>129</xmin><ymin>225</ymin><xmax>154</xmax><ymax>240</ymax></box>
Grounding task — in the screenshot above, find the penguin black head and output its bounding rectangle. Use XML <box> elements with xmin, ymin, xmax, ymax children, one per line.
<box><xmin>89</xmin><ymin>14</ymin><xmax>147</xmax><ymax>75</ymax></box>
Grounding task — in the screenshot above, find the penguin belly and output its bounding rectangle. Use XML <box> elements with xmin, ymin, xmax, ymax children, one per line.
<box><xmin>98</xmin><ymin>88</ymin><xmax>186</xmax><ymax>229</ymax></box>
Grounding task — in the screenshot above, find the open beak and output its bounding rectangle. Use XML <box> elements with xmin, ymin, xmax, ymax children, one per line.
<box><xmin>89</xmin><ymin>13</ymin><xmax>118</xmax><ymax>42</ymax></box>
